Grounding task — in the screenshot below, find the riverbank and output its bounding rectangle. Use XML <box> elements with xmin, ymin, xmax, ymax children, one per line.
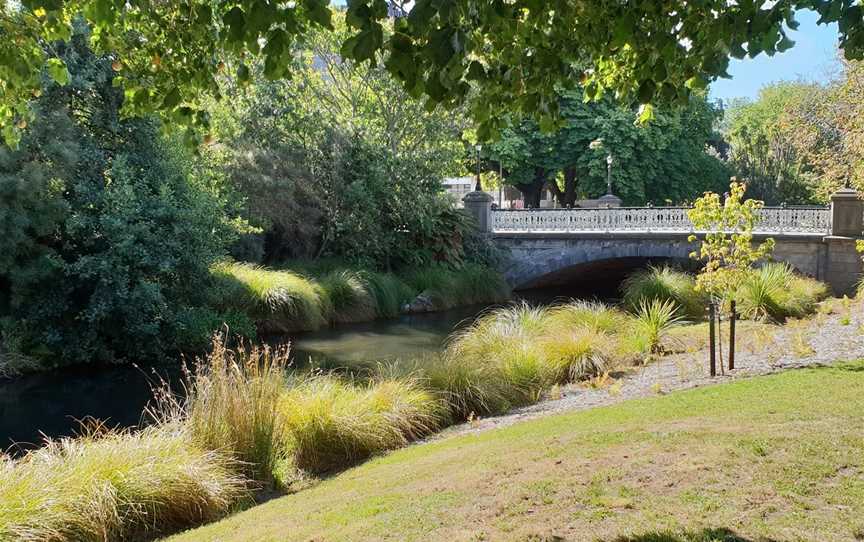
<box><xmin>166</xmin><ymin>358</ymin><xmax>864</xmax><ymax>542</ymax></box>
<box><xmin>437</xmin><ymin>294</ymin><xmax>864</xmax><ymax>439</ymax></box>
<box><xmin>211</xmin><ymin>261</ymin><xmax>511</xmax><ymax>335</ymax></box>
<box><xmin>0</xmin><ymin>267</ymin><xmax>849</xmax><ymax>541</ymax></box>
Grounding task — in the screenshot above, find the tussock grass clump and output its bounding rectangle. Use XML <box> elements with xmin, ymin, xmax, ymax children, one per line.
<box><xmin>543</xmin><ymin>300</ymin><xmax>630</xmax><ymax>335</ymax></box>
<box><xmin>404</xmin><ymin>265</ymin><xmax>511</xmax><ymax>309</ymax></box>
<box><xmin>422</xmin><ymin>354</ymin><xmax>510</xmax><ymax>419</ymax></box>
<box><xmin>0</xmin><ymin>425</ymin><xmax>246</xmax><ymax>542</ymax></box>
<box><xmin>621</xmin><ymin>266</ymin><xmax>705</xmax><ymax>319</ymax></box>
<box><xmin>628</xmin><ymin>298</ymin><xmax>683</xmax><ymax>355</ymax></box>
<box><xmin>155</xmin><ymin>337</ymin><xmax>289</xmax><ymax>483</ymax></box>
<box><xmin>358</xmin><ymin>271</ymin><xmax>414</xmax><ymax>318</ymax></box>
<box><xmin>439</xmin><ymin>301</ymin><xmax>632</xmax><ymax>417</ymax></box>
<box><xmin>318</xmin><ymin>270</ymin><xmax>377</xmax><ymax>323</ymax></box>
<box><xmin>280</xmin><ymin>375</ymin><xmax>443</xmax><ymax>472</ymax></box>
<box><xmin>213</xmin><ymin>262</ymin><xmax>327</xmax><ymax>332</ymax></box>
<box><xmin>736</xmin><ymin>263</ymin><xmax>827</xmax><ymax>322</ymax></box>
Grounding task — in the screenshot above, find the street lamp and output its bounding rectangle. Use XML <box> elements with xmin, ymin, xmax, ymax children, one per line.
<box><xmin>605</xmin><ymin>154</ymin><xmax>613</xmax><ymax>195</ymax></box>
<box><xmin>474</xmin><ymin>144</ymin><xmax>483</xmax><ymax>192</ymax></box>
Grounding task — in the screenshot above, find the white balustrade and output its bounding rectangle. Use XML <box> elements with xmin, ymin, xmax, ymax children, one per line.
<box><xmin>490</xmin><ymin>207</ymin><xmax>831</xmax><ymax>235</ymax></box>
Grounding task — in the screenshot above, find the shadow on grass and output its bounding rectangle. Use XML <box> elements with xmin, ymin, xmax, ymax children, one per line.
<box><xmin>609</xmin><ymin>527</ymin><xmax>777</xmax><ymax>542</ymax></box>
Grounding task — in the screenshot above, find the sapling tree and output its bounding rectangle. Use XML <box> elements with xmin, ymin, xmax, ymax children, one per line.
<box><xmin>687</xmin><ymin>181</ymin><xmax>775</xmax><ymax>374</ymax></box>
<box><xmin>687</xmin><ymin>182</ymin><xmax>776</xmax><ymax>301</ymax></box>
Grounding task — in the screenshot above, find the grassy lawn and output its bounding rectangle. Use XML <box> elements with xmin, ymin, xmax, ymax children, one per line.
<box><xmin>167</xmin><ymin>361</ymin><xmax>864</xmax><ymax>542</ymax></box>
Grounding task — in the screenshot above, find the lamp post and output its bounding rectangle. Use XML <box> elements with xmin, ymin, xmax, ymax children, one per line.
<box><xmin>605</xmin><ymin>154</ymin><xmax>613</xmax><ymax>195</ymax></box>
<box><xmin>474</xmin><ymin>144</ymin><xmax>483</xmax><ymax>192</ymax></box>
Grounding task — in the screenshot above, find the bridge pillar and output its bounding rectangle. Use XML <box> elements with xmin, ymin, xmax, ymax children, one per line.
<box><xmin>830</xmin><ymin>187</ymin><xmax>863</xmax><ymax>237</ymax></box>
<box><xmin>463</xmin><ymin>190</ymin><xmax>494</xmax><ymax>232</ymax></box>
<box><xmin>824</xmin><ymin>188</ymin><xmax>863</xmax><ymax>296</ymax></box>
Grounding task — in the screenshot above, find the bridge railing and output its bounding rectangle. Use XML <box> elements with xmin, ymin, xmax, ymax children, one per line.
<box><xmin>489</xmin><ymin>206</ymin><xmax>832</xmax><ymax>235</ymax></box>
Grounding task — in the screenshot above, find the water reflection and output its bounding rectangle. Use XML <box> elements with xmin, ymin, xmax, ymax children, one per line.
<box><xmin>0</xmin><ymin>285</ymin><xmax>613</xmax><ymax>450</ymax></box>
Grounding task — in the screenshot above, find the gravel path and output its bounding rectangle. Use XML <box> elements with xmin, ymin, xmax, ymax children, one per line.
<box><xmin>435</xmin><ymin>299</ymin><xmax>864</xmax><ymax>439</ymax></box>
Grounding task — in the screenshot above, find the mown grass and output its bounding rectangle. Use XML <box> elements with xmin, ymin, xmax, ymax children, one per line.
<box><xmin>166</xmin><ymin>360</ymin><xmax>864</xmax><ymax>542</ymax></box>
<box><xmin>212</xmin><ymin>261</ymin><xmax>510</xmax><ymax>333</ymax></box>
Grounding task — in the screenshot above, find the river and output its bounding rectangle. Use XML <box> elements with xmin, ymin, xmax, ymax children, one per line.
<box><xmin>0</xmin><ymin>284</ymin><xmax>618</xmax><ymax>452</ymax></box>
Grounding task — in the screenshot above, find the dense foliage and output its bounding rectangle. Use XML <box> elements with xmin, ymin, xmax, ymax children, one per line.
<box><xmin>3</xmin><ymin>2</ymin><xmax>864</xmax><ymax>145</ymax></box>
<box><xmin>0</xmin><ymin>31</ymin><xmax>240</xmax><ymax>370</ymax></box>
<box><xmin>211</xmin><ymin>14</ymin><xmax>473</xmax><ymax>269</ymax></box>
<box><xmin>482</xmin><ymin>91</ymin><xmax>730</xmax><ymax>206</ymax></box>
<box><xmin>723</xmin><ymin>60</ymin><xmax>864</xmax><ymax>203</ymax></box>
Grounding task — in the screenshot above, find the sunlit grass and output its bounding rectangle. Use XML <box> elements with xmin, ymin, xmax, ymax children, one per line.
<box><xmin>621</xmin><ymin>265</ymin><xmax>706</xmax><ymax>319</ymax></box>
<box><xmin>212</xmin><ymin>262</ymin><xmax>327</xmax><ymax>332</ymax></box>
<box><xmin>0</xmin><ymin>425</ymin><xmax>246</xmax><ymax>542</ymax></box>
<box><xmin>279</xmin><ymin>374</ymin><xmax>443</xmax><ymax>473</ymax></box>
<box><xmin>153</xmin><ymin>337</ymin><xmax>289</xmax><ymax>484</ymax></box>
<box><xmin>736</xmin><ymin>263</ymin><xmax>827</xmax><ymax>321</ymax></box>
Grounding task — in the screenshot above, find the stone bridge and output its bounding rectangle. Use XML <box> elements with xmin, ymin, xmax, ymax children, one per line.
<box><xmin>463</xmin><ymin>189</ymin><xmax>864</xmax><ymax>296</ymax></box>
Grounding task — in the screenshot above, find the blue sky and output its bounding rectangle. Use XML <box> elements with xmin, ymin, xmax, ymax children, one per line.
<box><xmin>709</xmin><ymin>10</ymin><xmax>841</xmax><ymax>103</ymax></box>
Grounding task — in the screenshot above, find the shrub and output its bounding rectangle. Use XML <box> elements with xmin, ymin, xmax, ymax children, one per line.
<box><xmin>0</xmin><ymin>425</ymin><xmax>246</xmax><ymax>542</ymax></box>
<box><xmin>0</xmin><ymin>34</ymin><xmax>240</xmax><ymax>368</ymax></box>
<box><xmin>621</xmin><ymin>266</ymin><xmax>705</xmax><ymax>319</ymax></box>
<box><xmin>279</xmin><ymin>375</ymin><xmax>443</xmax><ymax>472</ymax></box>
<box><xmin>212</xmin><ymin>262</ymin><xmax>327</xmax><ymax>332</ymax></box>
<box><xmin>174</xmin><ymin>307</ymin><xmax>257</xmax><ymax>352</ymax></box>
<box><xmin>629</xmin><ymin>299</ymin><xmax>683</xmax><ymax>354</ymax></box>
<box><xmin>154</xmin><ymin>337</ymin><xmax>289</xmax><ymax>483</ymax></box>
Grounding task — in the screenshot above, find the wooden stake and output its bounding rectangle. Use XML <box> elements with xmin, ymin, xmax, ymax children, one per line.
<box><xmin>729</xmin><ymin>300</ymin><xmax>736</xmax><ymax>371</ymax></box>
<box><xmin>709</xmin><ymin>302</ymin><xmax>717</xmax><ymax>377</ymax></box>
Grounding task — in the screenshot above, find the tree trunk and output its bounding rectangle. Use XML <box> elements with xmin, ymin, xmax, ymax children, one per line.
<box><xmin>517</xmin><ymin>167</ymin><xmax>547</xmax><ymax>208</ymax></box>
<box><xmin>563</xmin><ymin>166</ymin><xmax>578</xmax><ymax>207</ymax></box>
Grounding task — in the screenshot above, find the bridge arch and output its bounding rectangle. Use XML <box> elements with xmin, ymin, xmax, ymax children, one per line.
<box><xmin>495</xmin><ymin>232</ymin><xmax>840</xmax><ymax>293</ymax></box>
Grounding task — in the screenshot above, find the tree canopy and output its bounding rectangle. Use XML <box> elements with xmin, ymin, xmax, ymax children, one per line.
<box><xmin>483</xmin><ymin>91</ymin><xmax>729</xmax><ymax>206</ymax></box>
<box><xmin>722</xmin><ymin>60</ymin><xmax>864</xmax><ymax>203</ymax></box>
<box><xmin>3</xmin><ymin>1</ymin><xmax>864</xmax><ymax>145</ymax></box>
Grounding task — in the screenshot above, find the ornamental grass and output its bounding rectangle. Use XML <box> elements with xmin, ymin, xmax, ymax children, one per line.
<box><xmin>0</xmin><ymin>425</ymin><xmax>246</xmax><ymax>542</ymax></box>
<box><xmin>279</xmin><ymin>374</ymin><xmax>444</xmax><ymax>473</ymax></box>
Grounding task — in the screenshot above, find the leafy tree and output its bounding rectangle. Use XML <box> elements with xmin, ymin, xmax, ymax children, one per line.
<box><xmin>687</xmin><ymin>182</ymin><xmax>776</xmax><ymax>300</ymax></box>
<box><xmin>723</xmin><ymin>60</ymin><xmax>864</xmax><ymax>203</ymax></box>
<box><xmin>209</xmin><ymin>14</ymin><xmax>471</xmax><ymax>269</ymax></box>
<box><xmin>483</xmin><ymin>92</ymin><xmax>729</xmax><ymax>206</ymax></box>
<box><xmin>781</xmin><ymin>59</ymin><xmax>864</xmax><ymax>199</ymax></box>
<box><xmin>0</xmin><ymin>29</ymin><xmax>242</xmax><ymax>370</ymax></box>
<box><xmin>3</xmin><ymin>2</ymin><xmax>864</xmax><ymax>145</ymax></box>
<box><xmin>722</xmin><ymin>83</ymin><xmax>820</xmax><ymax>204</ymax></box>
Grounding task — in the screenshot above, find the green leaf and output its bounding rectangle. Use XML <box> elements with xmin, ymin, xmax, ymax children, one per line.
<box><xmin>223</xmin><ymin>6</ymin><xmax>246</xmax><ymax>43</ymax></box>
<box><xmin>303</xmin><ymin>0</ymin><xmax>333</xmax><ymax>29</ymax></box>
<box><xmin>237</xmin><ymin>62</ymin><xmax>251</xmax><ymax>84</ymax></box>
<box><xmin>161</xmin><ymin>87</ymin><xmax>181</xmax><ymax>109</ymax></box>
<box><xmin>46</xmin><ymin>58</ymin><xmax>69</xmax><ymax>85</ymax></box>
<box><xmin>637</xmin><ymin>79</ymin><xmax>655</xmax><ymax>103</ymax></box>
<box><xmin>776</xmin><ymin>34</ymin><xmax>795</xmax><ymax>53</ymax></box>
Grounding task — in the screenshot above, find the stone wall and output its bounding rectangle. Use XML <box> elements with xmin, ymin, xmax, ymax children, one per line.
<box><xmin>495</xmin><ymin>232</ymin><xmax>858</xmax><ymax>296</ymax></box>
